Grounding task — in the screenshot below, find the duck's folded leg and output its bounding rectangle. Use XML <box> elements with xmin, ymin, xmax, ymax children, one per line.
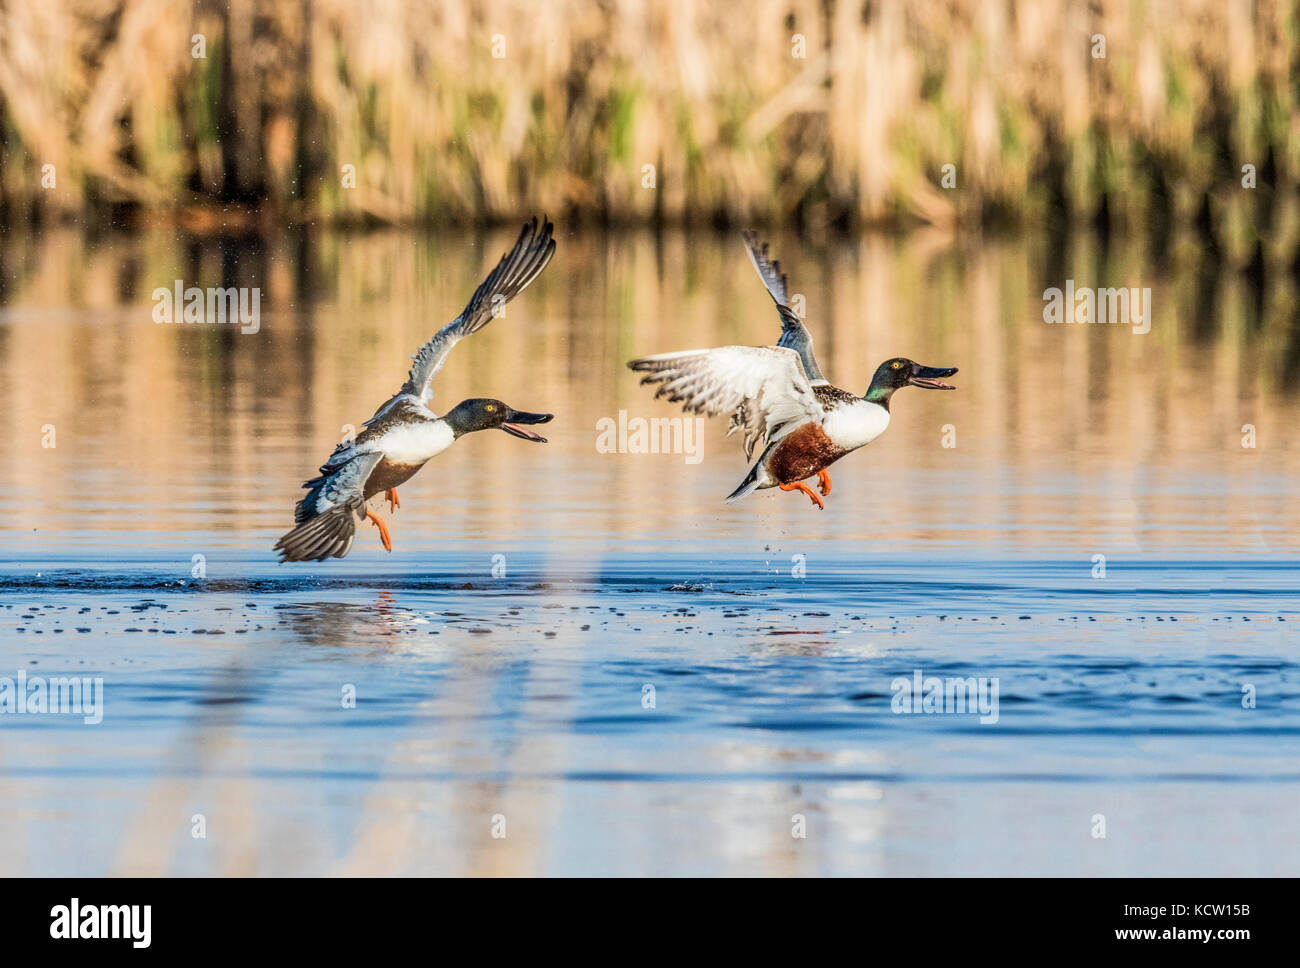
<box><xmin>817</xmin><ymin>470</ymin><xmax>831</xmax><ymax>496</ymax></box>
<box><xmin>779</xmin><ymin>481</ymin><xmax>825</xmax><ymax>510</ymax></box>
<box><xmin>365</xmin><ymin>509</ymin><xmax>394</xmax><ymax>551</ymax></box>
<box><xmin>386</xmin><ymin>488</ymin><xmax>400</xmax><ymax>513</ymax></box>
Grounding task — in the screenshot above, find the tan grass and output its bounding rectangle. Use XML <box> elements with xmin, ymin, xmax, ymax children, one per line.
<box><xmin>0</xmin><ymin>0</ymin><xmax>1294</xmax><ymax>243</ymax></box>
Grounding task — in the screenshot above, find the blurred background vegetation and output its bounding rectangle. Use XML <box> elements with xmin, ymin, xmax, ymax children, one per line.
<box><xmin>0</xmin><ymin>0</ymin><xmax>1296</xmax><ymax>253</ymax></box>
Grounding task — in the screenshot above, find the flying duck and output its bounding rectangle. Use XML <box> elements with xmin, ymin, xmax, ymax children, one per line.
<box><xmin>275</xmin><ymin>216</ymin><xmax>557</xmax><ymax>562</ymax></box>
<box><xmin>628</xmin><ymin>231</ymin><xmax>957</xmax><ymax>509</ymax></box>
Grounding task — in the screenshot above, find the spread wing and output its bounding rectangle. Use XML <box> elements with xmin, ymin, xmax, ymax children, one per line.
<box><xmin>741</xmin><ymin>230</ymin><xmax>826</xmax><ymax>384</ymax></box>
<box><xmin>628</xmin><ymin>346</ymin><xmax>823</xmax><ymax>457</ymax></box>
<box><xmin>370</xmin><ymin>216</ymin><xmax>556</xmax><ymax>421</ymax></box>
<box><xmin>274</xmin><ymin>448</ymin><xmax>383</xmax><ymax>562</ymax></box>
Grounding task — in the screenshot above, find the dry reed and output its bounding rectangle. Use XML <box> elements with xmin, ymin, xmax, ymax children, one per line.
<box><xmin>0</xmin><ymin>0</ymin><xmax>1294</xmax><ymax>249</ymax></box>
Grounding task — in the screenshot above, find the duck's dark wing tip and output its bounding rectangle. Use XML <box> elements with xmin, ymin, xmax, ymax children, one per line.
<box><xmin>404</xmin><ymin>216</ymin><xmax>558</xmax><ymax>402</ymax></box>
<box><xmin>741</xmin><ymin>230</ymin><xmax>790</xmax><ymax>306</ymax></box>
<box><xmin>740</xmin><ymin>233</ymin><xmax>827</xmax><ymax>383</ymax></box>
<box><xmin>459</xmin><ymin>215</ymin><xmax>556</xmax><ymax>330</ymax></box>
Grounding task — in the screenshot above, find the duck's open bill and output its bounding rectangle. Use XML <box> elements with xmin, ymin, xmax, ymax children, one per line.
<box><xmin>907</xmin><ymin>365</ymin><xmax>958</xmax><ymax>389</ymax></box>
<box><xmin>500</xmin><ymin>409</ymin><xmax>553</xmax><ymax>442</ymax></box>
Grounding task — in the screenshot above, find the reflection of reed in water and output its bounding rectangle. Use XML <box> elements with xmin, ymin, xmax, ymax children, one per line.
<box><xmin>0</xmin><ymin>224</ymin><xmax>1296</xmax><ymax>552</ymax></box>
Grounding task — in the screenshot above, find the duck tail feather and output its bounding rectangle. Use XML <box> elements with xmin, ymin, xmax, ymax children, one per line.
<box><xmin>725</xmin><ymin>461</ymin><xmax>766</xmax><ymax>503</ymax></box>
<box><xmin>275</xmin><ymin>500</ymin><xmax>362</xmax><ymax>563</ymax></box>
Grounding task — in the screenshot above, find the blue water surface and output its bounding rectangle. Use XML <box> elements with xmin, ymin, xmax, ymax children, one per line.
<box><xmin>0</xmin><ymin>552</ymin><xmax>1295</xmax><ymax>876</ymax></box>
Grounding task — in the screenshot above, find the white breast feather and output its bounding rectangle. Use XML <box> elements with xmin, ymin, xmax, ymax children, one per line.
<box><xmin>381</xmin><ymin>420</ymin><xmax>455</xmax><ymax>464</ymax></box>
<box><xmin>822</xmin><ymin>401</ymin><xmax>890</xmax><ymax>451</ymax></box>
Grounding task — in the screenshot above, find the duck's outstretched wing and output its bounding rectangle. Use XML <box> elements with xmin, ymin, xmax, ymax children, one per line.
<box><xmin>741</xmin><ymin>230</ymin><xmax>826</xmax><ymax>384</ymax></box>
<box><xmin>628</xmin><ymin>346</ymin><xmax>822</xmax><ymax>456</ymax></box>
<box><xmin>371</xmin><ymin>216</ymin><xmax>556</xmax><ymax>421</ymax></box>
<box><xmin>275</xmin><ymin>448</ymin><xmax>383</xmax><ymax>562</ymax></box>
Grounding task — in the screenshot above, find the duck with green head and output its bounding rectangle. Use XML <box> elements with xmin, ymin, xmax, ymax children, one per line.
<box><xmin>275</xmin><ymin>217</ymin><xmax>557</xmax><ymax>561</ymax></box>
<box><xmin>629</xmin><ymin>233</ymin><xmax>956</xmax><ymax>509</ymax></box>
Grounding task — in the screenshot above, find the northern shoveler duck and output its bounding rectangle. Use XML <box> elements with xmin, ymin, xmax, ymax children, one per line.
<box><xmin>275</xmin><ymin>216</ymin><xmax>557</xmax><ymax>562</ymax></box>
<box><xmin>628</xmin><ymin>231</ymin><xmax>957</xmax><ymax>509</ymax></box>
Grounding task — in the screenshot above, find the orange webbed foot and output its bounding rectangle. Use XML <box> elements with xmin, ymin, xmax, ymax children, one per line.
<box><xmin>365</xmin><ymin>509</ymin><xmax>393</xmax><ymax>552</ymax></box>
<box><xmin>779</xmin><ymin>480</ymin><xmax>825</xmax><ymax>510</ymax></box>
<box><xmin>817</xmin><ymin>469</ymin><xmax>832</xmax><ymax>496</ymax></box>
<box><xmin>386</xmin><ymin>488</ymin><xmax>400</xmax><ymax>513</ymax></box>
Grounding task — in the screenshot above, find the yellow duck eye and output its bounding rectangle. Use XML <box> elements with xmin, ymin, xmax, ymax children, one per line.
<box><xmin>891</xmin><ymin>361</ymin><xmax>902</xmax><ymax>370</ymax></box>
<box><xmin>485</xmin><ymin>404</ymin><xmax>495</xmax><ymax>412</ymax></box>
